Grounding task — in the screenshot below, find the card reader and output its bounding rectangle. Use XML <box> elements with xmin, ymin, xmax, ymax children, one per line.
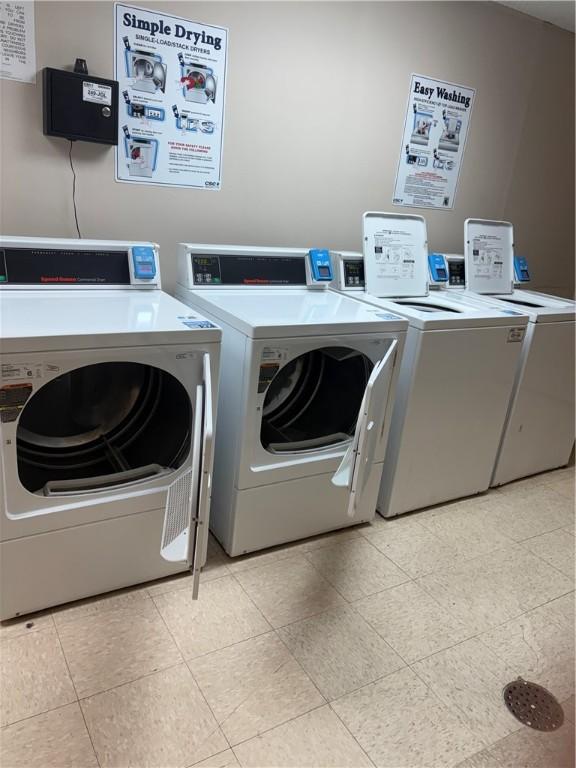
<box><xmin>131</xmin><ymin>246</ymin><xmax>157</xmax><ymax>281</ymax></box>
<box><xmin>514</xmin><ymin>256</ymin><xmax>530</xmax><ymax>283</ymax></box>
<box><xmin>306</xmin><ymin>249</ymin><xmax>333</xmax><ymax>289</ymax></box>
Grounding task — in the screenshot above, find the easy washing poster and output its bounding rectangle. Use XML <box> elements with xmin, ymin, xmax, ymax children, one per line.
<box><xmin>392</xmin><ymin>74</ymin><xmax>475</xmax><ymax>210</ymax></box>
<box><xmin>114</xmin><ymin>3</ymin><xmax>227</xmax><ymax>190</ymax></box>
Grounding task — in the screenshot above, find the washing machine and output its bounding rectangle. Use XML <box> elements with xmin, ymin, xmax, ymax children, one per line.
<box><xmin>175</xmin><ymin>244</ymin><xmax>408</xmax><ymax>556</ymax></box>
<box><xmin>329</xmin><ymin>212</ymin><xmax>529</xmax><ymax>518</ymax></box>
<box><xmin>0</xmin><ymin>237</ymin><xmax>221</xmax><ymax>619</ymax></box>
<box><xmin>447</xmin><ymin>218</ymin><xmax>574</xmax><ymax>485</ymax></box>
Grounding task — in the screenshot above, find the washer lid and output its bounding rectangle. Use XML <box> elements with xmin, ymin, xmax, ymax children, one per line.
<box><xmin>363</xmin><ymin>212</ymin><xmax>429</xmax><ymax>298</ymax></box>
<box><xmin>464</xmin><ymin>218</ymin><xmax>515</xmax><ymax>295</ymax></box>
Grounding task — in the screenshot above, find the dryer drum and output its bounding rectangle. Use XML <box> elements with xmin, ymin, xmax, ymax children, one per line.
<box><xmin>16</xmin><ymin>362</ymin><xmax>192</xmax><ymax>494</ymax></box>
<box><xmin>260</xmin><ymin>347</ymin><xmax>372</xmax><ymax>453</ymax></box>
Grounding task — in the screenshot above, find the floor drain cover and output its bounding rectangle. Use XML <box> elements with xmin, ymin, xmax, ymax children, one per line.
<box><xmin>503</xmin><ymin>678</ymin><xmax>564</xmax><ymax>731</ymax></box>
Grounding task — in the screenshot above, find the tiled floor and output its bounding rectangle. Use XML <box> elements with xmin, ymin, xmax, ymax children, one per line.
<box><xmin>1</xmin><ymin>467</ymin><xmax>574</xmax><ymax>768</ymax></box>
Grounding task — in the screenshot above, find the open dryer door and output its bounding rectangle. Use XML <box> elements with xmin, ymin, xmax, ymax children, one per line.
<box><xmin>332</xmin><ymin>340</ymin><xmax>397</xmax><ymax>519</ymax></box>
<box><xmin>160</xmin><ymin>354</ymin><xmax>214</xmax><ymax>599</ymax></box>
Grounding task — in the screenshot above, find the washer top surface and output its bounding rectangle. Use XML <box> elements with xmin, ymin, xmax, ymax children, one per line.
<box><xmin>0</xmin><ymin>290</ymin><xmax>221</xmax><ymax>353</ymax></box>
<box><xmin>341</xmin><ymin>289</ymin><xmax>529</xmax><ymax>330</ymax></box>
<box><xmin>461</xmin><ymin>289</ymin><xmax>575</xmax><ymax>324</ymax></box>
<box><xmin>177</xmin><ymin>287</ymin><xmax>408</xmax><ymax>338</ymax></box>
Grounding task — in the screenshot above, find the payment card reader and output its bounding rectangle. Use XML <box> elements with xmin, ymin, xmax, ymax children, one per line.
<box><xmin>130</xmin><ymin>245</ymin><xmax>158</xmax><ymax>285</ymax></box>
<box><xmin>428</xmin><ymin>253</ymin><xmax>448</xmax><ymax>287</ymax></box>
<box><xmin>514</xmin><ymin>256</ymin><xmax>530</xmax><ymax>285</ymax></box>
<box><xmin>306</xmin><ymin>249</ymin><xmax>333</xmax><ymax>289</ymax></box>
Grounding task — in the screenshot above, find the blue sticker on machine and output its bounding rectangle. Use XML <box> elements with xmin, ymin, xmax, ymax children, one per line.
<box><xmin>376</xmin><ymin>312</ymin><xmax>402</xmax><ymax>320</ymax></box>
<box><xmin>182</xmin><ymin>320</ymin><xmax>217</xmax><ymax>329</ymax></box>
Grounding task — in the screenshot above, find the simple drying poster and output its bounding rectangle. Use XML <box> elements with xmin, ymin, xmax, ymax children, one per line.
<box><xmin>114</xmin><ymin>3</ymin><xmax>227</xmax><ymax>190</ymax></box>
<box><xmin>392</xmin><ymin>74</ymin><xmax>475</xmax><ymax>210</ymax></box>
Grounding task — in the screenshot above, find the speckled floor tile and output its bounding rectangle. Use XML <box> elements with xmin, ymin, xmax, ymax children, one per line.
<box><xmin>418</xmin><ymin>503</ymin><xmax>514</xmax><ymax>560</ymax></box>
<box><xmin>153</xmin><ymin>575</ymin><xmax>271</xmax><ymax>659</ymax></box>
<box><xmin>483</xmin><ymin>487</ymin><xmax>573</xmax><ymax>541</ymax></box>
<box><xmin>563</xmin><ymin>694</ymin><xmax>575</xmax><ymax>723</ymax></box>
<box><xmin>412</xmin><ymin>637</ymin><xmax>519</xmax><ymax>746</ymax></box>
<box><xmin>188</xmin><ymin>632</ymin><xmax>324</xmax><ymax>745</ymax></box>
<box><xmin>521</xmin><ymin>528</ymin><xmax>575</xmax><ymax>579</ymax></box>
<box><xmin>332</xmin><ymin>666</ymin><xmax>483</xmax><ymax>767</ymax></box>
<box><xmin>418</xmin><ymin>545</ymin><xmax>573</xmax><ymax>633</ymax></box>
<box><xmin>0</xmin><ymin>610</ymin><xmax>55</xmax><ymax>641</ymax></box>
<box><xmin>233</xmin><ymin>705</ymin><xmax>373</xmax><ymax>767</ymax></box>
<box><xmin>0</xmin><ymin>628</ymin><xmax>76</xmax><ymax>726</ymax></box>
<box><xmin>192</xmin><ymin>749</ymin><xmax>241</xmax><ymax>767</ymax></box>
<box><xmin>0</xmin><ymin>703</ymin><xmax>98</xmax><ymax>767</ymax></box>
<box><xmin>364</xmin><ymin>518</ymin><xmax>464</xmax><ymax>578</ymax></box>
<box><xmin>304</xmin><ymin>537</ymin><xmax>409</xmax><ymax>601</ymax></box>
<box><xmin>484</xmin><ymin>718</ymin><xmax>575</xmax><ymax>768</ymax></box>
<box><xmin>479</xmin><ymin>593</ymin><xmax>575</xmax><ymax>701</ymax></box>
<box><xmin>355</xmin><ymin>580</ymin><xmax>474</xmax><ymax>663</ymax></box>
<box><xmin>234</xmin><ymin>555</ymin><xmax>346</xmax><ymax>628</ymax></box>
<box><xmin>81</xmin><ymin>664</ymin><xmax>228</xmax><ymax>768</ymax></box>
<box><xmin>57</xmin><ymin>598</ymin><xmax>182</xmax><ymax>698</ymax></box>
<box><xmin>52</xmin><ymin>585</ymin><xmax>151</xmax><ymax>628</ymax></box>
<box><xmin>278</xmin><ymin>606</ymin><xmax>404</xmax><ymax>700</ymax></box>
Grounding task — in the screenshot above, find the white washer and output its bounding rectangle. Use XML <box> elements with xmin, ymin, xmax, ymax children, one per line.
<box><xmin>0</xmin><ymin>237</ymin><xmax>221</xmax><ymax>619</ymax></box>
<box><xmin>175</xmin><ymin>244</ymin><xmax>408</xmax><ymax>556</ymax></box>
<box><xmin>458</xmin><ymin>219</ymin><xmax>575</xmax><ymax>485</ymax></box>
<box><xmin>329</xmin><ymin>211</ymin><xmax>530</xmax><ymax>518</ymax></box>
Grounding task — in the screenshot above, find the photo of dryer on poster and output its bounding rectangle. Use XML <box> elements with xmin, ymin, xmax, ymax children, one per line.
<box><xmin>393</xmin><ymin>74</ymin><xmax>475</xmax><ymax>210</ymax></box>
<box><xmin>114</xmin><ymin>3</ymin><xmax>227</xmax><ymax>190</ymax></box>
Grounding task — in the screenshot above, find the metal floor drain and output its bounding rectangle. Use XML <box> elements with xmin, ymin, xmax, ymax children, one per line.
<box><xmin>503</xmin><ymin>678</ymin><xmax>564</xmax><ymax>731</ymax></box>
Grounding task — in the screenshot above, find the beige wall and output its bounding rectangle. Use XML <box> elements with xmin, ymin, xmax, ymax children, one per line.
<box><xmin>0</xmin><ymin>1</ymin><xmax>574</xmax><ymax>295</ymax></box>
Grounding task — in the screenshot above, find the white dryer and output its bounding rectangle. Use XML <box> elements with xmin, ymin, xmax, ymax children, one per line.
<box><xmin>329</xmin><ymin>212</ymin><xmax>529</xmax><ymax>518</ymax></box>
<box><xmin>175</xmin><ymin>244</ymin><xmax>408</xmax><ymax>556</ymax></box>
<box><xmin>457</xmin><ymin>219</ymin><xmax>575</xmax><ymax>485</ymax></box>
<box><xmin>0</xmin><ymin>237</ymin><xmax>220</xmax><ymax>619</ymax></box>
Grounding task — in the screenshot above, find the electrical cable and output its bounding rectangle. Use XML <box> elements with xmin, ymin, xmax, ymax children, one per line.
<box><xmin>68</xmin><ymin>140</ymin><xmax>82</xmax><ymax>238</ymax></box>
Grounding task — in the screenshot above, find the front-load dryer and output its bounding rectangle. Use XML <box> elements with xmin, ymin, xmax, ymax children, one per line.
<box><xmin>175</xmin><ymin>244</ymin><xmax>408</xmax><ymax>556</ymax></box>
<box><xmin>457</xmin><ymin>219</ymin><xmax>575</xmax><ymax>485</ymax></box>
<box><xmin>0</xmin><ymin>237</ymin><xmax>221</xmax><ymax>618</ymax></box>
<box><xmin>329</xmin><ymin>212</ymin><xmax>529</xmax><ymax>518</ymax></box>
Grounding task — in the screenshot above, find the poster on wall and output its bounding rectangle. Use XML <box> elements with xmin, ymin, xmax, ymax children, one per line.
<box><xmin>114</xmin><ymin>3</ymin><xmax>227</xmax><ymax>190</ymax></box>
<box><xmin>0</xmin><ymin>1</ymin><xmax>36</xmax><ymax>83</ymax></box>
<box><xmin>392</xmin><ymin>74</ymin><xmax>475</xmax><ymax>210</ymax></box>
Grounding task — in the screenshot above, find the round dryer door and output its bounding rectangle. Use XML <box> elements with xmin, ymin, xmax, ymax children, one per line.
<box><xmin>260</xmin><ymin>346</ymin><xmax>372</xmax><ymax>453</ymax></box>
<box><xmin>17</xmin><ymin>362</ymin><xmax>192</xmax><ymax>495</ymax></box>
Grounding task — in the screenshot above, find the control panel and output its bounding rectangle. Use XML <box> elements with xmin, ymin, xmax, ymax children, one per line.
<box><xmin>131</xmin><ymin>246</ymin><xmax>157</xmax><ymax>282</ymax></box>
<box><xmin>305</xmin><ymin>249</ymin><xmax>333</xmax><ymax>289</ymax></box>
<box><xmin>329</xmin><ymin>251</ymin><xmax>365</xmax><ymax>291</ymax></box>
<box><xmin>514</xmin><ymin>256</ymin><xmax>530</xmax><ymax>283</ymax></box>
<box><xmin>0</xmin><ymin>238</ymin><xmax>160</xmax><ymax>288</ymax></box>
<box><xmin>428</xmin><ymin>254</ymin><xmax>448</xmax><ymax>284</ymax></box>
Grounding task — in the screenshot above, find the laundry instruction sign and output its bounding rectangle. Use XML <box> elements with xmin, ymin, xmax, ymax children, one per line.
<box><xmin>393</xmin><ymin>74</ymin><xmax>475</xmax><ymax>210</ymax></box>
<box><xmin>114</xmin><ymin>3</ymin><xmax>227</xmax><ymax>189</ymax></box>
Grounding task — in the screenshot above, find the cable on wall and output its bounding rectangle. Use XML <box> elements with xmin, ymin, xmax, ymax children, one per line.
<box><xmin>68</xmin><ymin>140</ymin><xmax>82</xmax><ymax>238</ymax></box>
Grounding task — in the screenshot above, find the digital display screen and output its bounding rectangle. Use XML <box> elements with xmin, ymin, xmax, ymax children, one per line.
<box><xmin>192</xmin><ymin>254</ymin><xmax>306</xmax><ymax>285</ymax></box>
<box><xmin>0</xmin><ymin>248</ymin><xmax>130</xmax><ymax>284</ymax></box>
<box><xmin>344</xmin><ymin>260</ymin><xmax>365</xmax><ymax>287</ymax></box>
<box><xmin>318</xmin><ymin>266</ymin><xmax>330</xmax><ymax>277</ymax></box>
<box><xmin>437</xmin><ymin>268</ymin><xmax>447</xmax><ymax>279</ymax></box>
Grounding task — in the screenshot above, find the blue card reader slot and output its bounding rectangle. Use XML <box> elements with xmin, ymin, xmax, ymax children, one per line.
<box><xmin>428</xmin><ymin>253</ymin><xmax>448</xmax><ymax>282</ymax></box>
<box><xmin>132</xmin><ymin>246</ymin><xmax>157</xmax><ymax>280</ymax></box>
<box><xmin>514</xmin><ymin>256</ymin><xmax>530</xmax><ymax>283</ymax></box>
<box><xmin>308</xmin><ymin>249</ymin><xmax>333</xmax><ymax>281</ymax></box>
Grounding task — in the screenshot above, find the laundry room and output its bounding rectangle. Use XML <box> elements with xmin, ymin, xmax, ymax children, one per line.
<box><xmin>0</xmin><ymin>2</ymin><xmax>574</xmax><ymax>768</ymax></box>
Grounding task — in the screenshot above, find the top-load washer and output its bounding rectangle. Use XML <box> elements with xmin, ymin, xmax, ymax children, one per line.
<box><xmin>175</xmin><ymin>244</ymin><xmax>408</xmax><ymax>556</ymax></box>
<box><xmin>454</xmin><ymin>219</ymin><xmax>574</xmax><ymax>485</ymax></box>
<box><xmin>329</xmin><ymin>212</ymin><xmax>529</xmax><ymax>518</ymax></box>
<box><xmin>0</xmin><ymin>237</ymin><xmax>221</xmax><ymax>619</ymax></box>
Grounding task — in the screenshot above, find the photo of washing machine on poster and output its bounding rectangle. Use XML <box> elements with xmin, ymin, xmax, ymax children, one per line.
<box><xmin>114</xmin><ymin>3</ymin><xmax>228</xmax><ymax>190</ymax></box>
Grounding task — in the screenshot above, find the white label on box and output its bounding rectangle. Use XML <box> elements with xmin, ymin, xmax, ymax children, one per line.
<box><xmin>83</xmin><ymin>81</ymin><xmax>112</xmax><ymax>105</ymax></box>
